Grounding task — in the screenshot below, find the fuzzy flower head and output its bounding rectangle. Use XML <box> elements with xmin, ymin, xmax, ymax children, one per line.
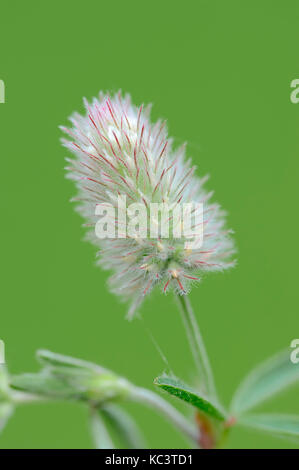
<box><xmin>62</xmin><ymin>91</ymin><xmax>235</xmax><ymax>317</ymax></box>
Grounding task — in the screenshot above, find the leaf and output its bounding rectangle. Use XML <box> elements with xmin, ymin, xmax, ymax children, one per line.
<box><xmin>10</xmin><ymin>373</ymin><xmax>85</xmax><ymax>400</ymax></box>
<box><xmin>37</xmin><ymin>350</ymin><xmax>106</xmax><ymax>374</ymax></box>
<box><xmin>231</xmin><ymin>349</ymin><xmax>299</xmax><ymax>415</ymax></box>
<box><xmin>0</xmin><ymin>365</ymin><xmax>11</xmax><ymax>402</ymax></box>
<box><xmin>240</xmin><ymin>413</ymin><xmax>299</xmax><ymax>442</ymax></box>
<box><xmin>46</xmin><ymin>366</ymin><xmax>96</xmax><ymax>382</ymax></box>
<box><xmin>89</xmin><ymin>408</ymin><xmax>114</xmax><ymax>449</ymax></box>
<box><xmin>48</xmin><ymin>366</ymin><xmax>130</xmax><ymax>403</ymax></box>
<box><xmin>11</xmin><ymin>368</ymin><xmax>130</xmax><ymax>405</ymax></box>
<box><xmin>101</xmin><ymin>404</ymin><xmax>145</xmax><ymax>449</ymax></box>
<box><xmin>154</xmin><ymin>375</ymin><xmax>226</xmax><ymax>421</ymax></box>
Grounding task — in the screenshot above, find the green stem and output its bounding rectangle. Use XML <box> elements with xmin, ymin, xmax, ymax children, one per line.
<box><xmin>175</xmin><ymin>294</ymin><xmax>217</xmax><ymax>399</ymax></box>
<box><xmin>130</xmin><ymin>386</ymin><xmax>198</xmax><ymax>443</ymax></box>
<box><xmin>90</xmin><ymin>407</ymin><xmax>115</xmax><ymax>449</ymax></box>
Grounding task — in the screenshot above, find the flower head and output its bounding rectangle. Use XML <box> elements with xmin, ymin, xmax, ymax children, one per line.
<box><xmin>62</xmin><ymin>91</ymin><xmax>234</xmax><ymax>317</ymax></box>
<box><xmin>11</xmin><ymin>350</ymin><xmax>132</xmax><ymax>405</ymax></box>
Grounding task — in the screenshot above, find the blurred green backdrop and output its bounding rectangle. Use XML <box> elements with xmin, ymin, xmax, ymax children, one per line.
<box><xmin>1</xmin><ymin>0</ymin><xmax>299</xmax><ymax>449</ymax></box>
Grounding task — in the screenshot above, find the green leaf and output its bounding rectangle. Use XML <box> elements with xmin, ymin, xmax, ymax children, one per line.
<box><xmin>0</xmin><ymin>365</ymin><xmax>11</xmax><ymax>403</ymax></box>
<box><xmin>49</xmin><ymin>366</ymin><xmax>131</xmax><ymax>403</ymax></box>
<box><xmin>231</xmin><ymin>350</ymin><xmax>299</xmax><ymax>415</ymax></box>
<box><xmin>46</xmin><ymin>366</ymin><xmax>96</xmax><ymax>382</ymax></box>
<box><xmin>37</xmin><ymin>350</ymin><xmax>106</xmax><ymax>374</ymax></box>
<box><xmin>154</xmin><ymin>375</ymin><xmax>226</xmax><ymax>421</ymax></box>
<box><xmin>10</xmin><ymin>372</ymin><xmax>85</xmax><ymax>400</ymax></box>
<box><xmin>89</xmin><ymin>408</ymin><xmax>114</xmax><ymax>449</ymax></box>
<box><xmin>101</xmin><ymin>404</ymin><xmax>145</xmax><ymax>449</ymax></box>
<box><xmin>240</xmin><ymin>413</ymin><xmax>299</xmax><ymax>442</ymax></box>
<box><xmin>11</xmin><ymin>368</ymin><xmax>131</xmax><ymax>405</ymax></box>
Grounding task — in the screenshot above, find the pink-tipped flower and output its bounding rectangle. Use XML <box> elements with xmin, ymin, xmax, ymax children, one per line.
<box><xmin>62</xmin><ymin>91</ymin><xmax>235</xmax><ymax>317</ymax></box>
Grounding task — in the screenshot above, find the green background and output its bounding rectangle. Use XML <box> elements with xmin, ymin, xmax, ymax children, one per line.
<box><xmin>1</xmin><ymin>0</ymin><xmax>299</xmax><ymax>449</ymax></box>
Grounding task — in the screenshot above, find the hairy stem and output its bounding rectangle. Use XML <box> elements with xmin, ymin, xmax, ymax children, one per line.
<box><xmin>130</xmin><ymin>386</ymin><xmax>198</xmax><ymax>443</ymax></box>
<box><xmin>175</xmin><ymin>294</ymin><xmax>217</xmax><ymax>399</ymax></box>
